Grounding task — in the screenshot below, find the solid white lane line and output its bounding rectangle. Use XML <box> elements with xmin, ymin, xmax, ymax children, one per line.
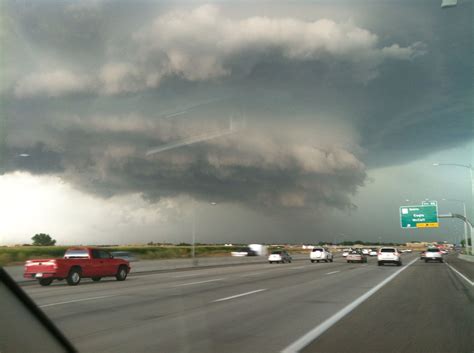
<box><xmin>325</xmin><ymin>271</ymin><xmax>340</xmax><ymax>275</ymax></box>
<box><xmin>40</xmin><ymin>295</ymin><xmax>116</xmax><ymax>308</ymax></box>
<box><xmin>173</xmin><ymin>278</ymin><xmax>224</xmax><ymax>287</ymax></box>
<box><xmin>213</xmin><ymin>289</ymin><xmax>267</xmax><ymax>302</ymax></box>
<box><xmin>281</xmin><ymin>258</ymin><xmax>418</xmax><ymax>353</ymax></box>
<box><xmin>445</xmin><ymin>263</ymin><xmax>474</xmax><ymax>286</ymax></box>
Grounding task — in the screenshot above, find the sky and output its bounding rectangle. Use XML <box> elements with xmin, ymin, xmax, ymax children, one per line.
<box><xmin>0</xmin><ymin>0</ymin><xmax>472</xmax><ymax>245</ymax></box>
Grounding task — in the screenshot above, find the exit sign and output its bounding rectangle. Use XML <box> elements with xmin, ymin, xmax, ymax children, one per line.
<box><xmin>400</xmin><ymin>204</ymin><xmax>439</xmax><ymax>228</ymax></box>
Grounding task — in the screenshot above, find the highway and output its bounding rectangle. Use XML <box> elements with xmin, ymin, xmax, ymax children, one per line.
<box><xmin>21</xmin><ymin>253</ymin><xmax>473</xmax><ymax>353</ymax></box>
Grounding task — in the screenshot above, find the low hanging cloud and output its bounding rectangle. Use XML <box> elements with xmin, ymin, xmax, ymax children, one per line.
<box><xmin>13</xmin><ymin>4</ymin><xmax>425</xmax><ymax>97</ymax></box>
<box><xmin>14</xmin><ymin>69</ymin><xmax>93</xmax><ymax>98</ymax></box>
<box><xmin>5</xmin><ymin>110</ymin><xmax>366</xmax><ymax>211</ymax></box>
<box><xmin>135</xmin><ymin>4</ymin><xmax>424</xmax><ymax>83</ymax></box>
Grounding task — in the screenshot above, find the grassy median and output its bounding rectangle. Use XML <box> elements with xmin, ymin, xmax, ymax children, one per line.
<box><xmin>0</xmin><ymin>245</ymin><xmax>243</xmax><ymax>266</ymax></box>
<box><xmin>0</xmin><ymin>245</ymin><xmax>306</xmax><ymax>266</ymax></box>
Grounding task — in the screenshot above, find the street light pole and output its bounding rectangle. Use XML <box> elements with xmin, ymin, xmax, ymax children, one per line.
<box><xmin>434</xmin><ymin>163</ymin><xmax>473</xmax><ymax>254</ymax></box>
<box><xmin>191</xmin><ymin>201</ymin><xmax>217</xmax><ymax>266</ymax></box>
<box><xmin>442</xmin><ymin>199</ymin><xmax>468</xmax><ymax>251</ymax></box>
<box><xmin>191</xmin><ymin>205</ymin><xmax>196</xmax><ymax>266</ymax></box>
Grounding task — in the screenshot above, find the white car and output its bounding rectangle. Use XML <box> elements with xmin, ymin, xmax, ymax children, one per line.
<box><xmin>377</xmin><ymin>247</ymin><xmax>402</xmax><ymax>266</ymax></box>
<box><xmin>268</xmin><ymin>250</ymin><xmax>292</xmax><ymax>264</ymax></box>
<box><xmin>342</xmin><ymin>249</ymin><xmax>351</xmax><ymax>257</ymax></box>
<box><xmin>369</xmin><ymin>250</ymin><xmax>378</xmax><ymax>256</ymax></box>
<box><xmin>310</xmin><ymin>247</ymin><xmax>333</xmax><ymax>263</ymax></box>
<box><xmin>424</xmin><ymin>248</ymin><xmax>443</xmax><ymax>262</ymax></box>
<box><xmin>361</xmin><ymin>248</ymin><xmax>370</xmax><ymax>255</ymax></box>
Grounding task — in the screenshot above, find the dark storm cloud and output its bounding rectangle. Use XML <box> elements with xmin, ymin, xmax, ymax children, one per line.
<box><xmin>1</xmin><ymin>1</ymin><xmax>471</xmax><ymax>213</ymax></box>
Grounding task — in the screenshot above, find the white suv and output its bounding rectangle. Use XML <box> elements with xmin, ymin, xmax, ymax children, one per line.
<box><xmin>424</xmin><ymin>248</ymin><xmax>443</xmax><ymax>263</ymax></box>
<box><xmin>377</xmin><ymin>247</ymin><xmax>402</xmax><ymax>266</ymax></box>
<box><xmin>310</xmin><ymin>247</ymin><xmax>333</xmax><ymax>263</ymax></box>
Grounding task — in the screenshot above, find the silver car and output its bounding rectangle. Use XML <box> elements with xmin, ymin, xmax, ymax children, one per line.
<box><xmin>424</xmin><ymin>248</ymin><xmax>443</xmax><ymax>263</ymax></box>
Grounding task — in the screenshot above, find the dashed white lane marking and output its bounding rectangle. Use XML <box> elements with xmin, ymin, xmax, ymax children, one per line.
<box><xmin>213</xmin><ymin>289</ymin><xmax>267</xmax><ymax>302</ymax></box>
<box><xmin>40</xmin><ymin>295</ymin><xmax>116</xmax><ymax>308</ymax></box>
<box><xmin>173</xmin><ymin>278</ymin><xmax>224</xmax><ymax>287</ymax></box>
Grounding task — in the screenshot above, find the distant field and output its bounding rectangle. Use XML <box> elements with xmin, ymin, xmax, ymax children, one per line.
<box><xmin>0</xmin><ymin>245</ymin><xmax>309</xmax><ymax>266</ymax></box>
<box><xmin>0</xmin><ymin>245</ymin><xmax>238</xmax><ymax>266</ymax></box>
<box><xmin>0</xmin><ymin>245</ymin><xmax>308</xmax><ymax>266</ymax></box>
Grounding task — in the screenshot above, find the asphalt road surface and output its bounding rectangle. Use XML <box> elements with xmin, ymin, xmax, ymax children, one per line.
<box><xmin>18</xmin><ymin>253</ymin><xmax>473</xmax><ymax>353</ymax></box>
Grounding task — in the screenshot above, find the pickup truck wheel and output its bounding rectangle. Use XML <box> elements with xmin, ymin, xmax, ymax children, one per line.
<box><xmin>330</xmin><ymin>258</ymin><xmax>333</xmax><ymax>262</ymax></box>
<box><xmin>310</xmin><ymin>260</ymin><xmax>314</xmax><ymax>263</ymax></box>
<box><xmin>67</xmin><ymin>268</ymin><xmax>82</xmax><ymax>286</ymax></box>
<box><xmin>116</xmin><ymin>266</ymin><xmax>128</xmax><ymax>281</ymax></box>
<box><xmin>92</xmin><ymin>277</ymin><xmax>101</xmax><ymax>282</ymax></box>
<box><xmin>39</xmin><ymin>278</ymin><xmax>53</xmax><ymax>286</ymax></box>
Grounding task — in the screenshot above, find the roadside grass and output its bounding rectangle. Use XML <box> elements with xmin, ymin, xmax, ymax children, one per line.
<box><xmin>0</xmin><ymin>245</ymin><xmax>240</xmax><ymax>266</ymax></box>
<box><xmin>0</xmin><ymin>245</ymin><xmax>307</xmax><ymax>266</ymax></box>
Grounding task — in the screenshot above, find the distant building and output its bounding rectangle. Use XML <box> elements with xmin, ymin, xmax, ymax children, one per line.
<box><xmin>405</xmin><ymin>242</ymin><xmax>431</xmax><ymax>248</ymax></box>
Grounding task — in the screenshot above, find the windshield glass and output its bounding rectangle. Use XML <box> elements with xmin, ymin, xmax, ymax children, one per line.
<box><xmin>1</xmin><ymin>1</ymin><xmax>472</xmax><ymax>353</ymax></box>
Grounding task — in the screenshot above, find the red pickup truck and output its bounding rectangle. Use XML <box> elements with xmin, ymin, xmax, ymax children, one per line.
<box><xmin>24</xmin><ymin>247</ymin><xmax>131</xmax><ymax>286</ymax></box>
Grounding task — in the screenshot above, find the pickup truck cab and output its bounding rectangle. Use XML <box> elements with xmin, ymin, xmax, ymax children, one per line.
<box><xmin>24</xmin><ymin>248</ymin><xmax>131</xmax><ymax>286</ymax></box>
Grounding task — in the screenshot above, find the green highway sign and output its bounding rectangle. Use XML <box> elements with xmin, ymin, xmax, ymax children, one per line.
<box><xmin>400</xmin><ymin>204</ymin><xmax>439</xmax><ymax>228</ymax></box>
